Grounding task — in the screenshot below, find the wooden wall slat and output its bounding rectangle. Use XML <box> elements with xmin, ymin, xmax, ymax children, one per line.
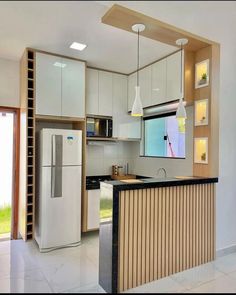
<box><xmin>132</xmin><ymin>190</ymin><xmax>138</xmax><ymax>288</ymax></box>
<box><xmin>149</xmin><ymin>189</ymin><xmax>155</xmax><ymax>282</ymax></box>
<box><xmin>118</xmin><ymin>184</ymin><xmax>215</xmax><ymax>292</ymax></box>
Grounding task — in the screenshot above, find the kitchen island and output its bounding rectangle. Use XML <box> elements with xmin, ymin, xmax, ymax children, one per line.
<box><xmin>99</xmin><ymin>176</ymin><xmax>218</xmax><ymax>293</ymax></box>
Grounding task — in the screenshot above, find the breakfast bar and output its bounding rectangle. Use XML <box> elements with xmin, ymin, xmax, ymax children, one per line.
<box><xmin>99</xmin><ymin>176</ymin><xmax>218</xmax><ymax>293</ymax></box>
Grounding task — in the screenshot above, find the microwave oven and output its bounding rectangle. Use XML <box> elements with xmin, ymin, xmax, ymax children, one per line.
<box><xmin>86</xmin><ymin>116</ymin><xmax>113</xmax><ymax>138</ymax></box>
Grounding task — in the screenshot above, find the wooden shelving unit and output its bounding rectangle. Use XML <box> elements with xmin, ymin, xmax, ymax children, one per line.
<box><xmin>19</xmin><ymin>49</ymin><xmax>36</xmax><ymax>241</ymax></box>
<box><xmin>26</xmin><ymin>50</ymin><xmax>35</xmax><ymax>240</ymax></box>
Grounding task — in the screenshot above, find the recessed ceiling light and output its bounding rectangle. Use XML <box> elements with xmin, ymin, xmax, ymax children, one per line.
<box><xmin>70</xmin><ymin>42</ymin><xmax>87</xmax><ymax>51</ymax></box>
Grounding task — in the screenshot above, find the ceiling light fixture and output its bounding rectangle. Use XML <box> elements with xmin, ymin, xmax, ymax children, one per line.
<box><xmin>70</xmin><ymin>42</ymin><xmax>87</xmax><ymax>51</ymax></box>
<box><xmin>175</xmin><ymin>38</ymin><xmax>188</xmax><ymax>120</ymax></box>
<box><xmin>131</xmin><ymin>23</ymin><xmax>145</xmax><ymax>117</ymax></box>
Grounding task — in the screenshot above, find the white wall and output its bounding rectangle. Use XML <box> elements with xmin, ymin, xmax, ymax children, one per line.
<box><xmin>86</xmin><ymin>141</ymin><xmax>133</xmax><ymax>176</ymax></box>
<box><xmin>0</xmin><ymin>58</ymin><xmax>20</xmax><ymax>108</ymax></box>
<box><xmin>113</xmin><ymin>0</ymin><xmax>236</xmax><ymax>251</ymax></box>
<box><xmin>129</xmin><ymin>106</ymin><xmax>193</xmax><ymax>177</ymax></box>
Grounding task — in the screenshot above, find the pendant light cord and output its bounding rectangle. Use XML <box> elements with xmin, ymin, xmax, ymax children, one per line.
<box><xmin>180</xmin><ymin>43</ymin><xmax>183</xmax><ymax>96</ymax></box>
<box><xmin>137</xmin><ymin>29</ymin><xmax>140</xmax><ymax>86</ymax></box>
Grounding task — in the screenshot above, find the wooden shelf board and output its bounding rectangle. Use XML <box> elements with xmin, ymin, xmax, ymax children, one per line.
<box><xmin>36</xmin><ymin>114</ymin><xmax>85</xmax><ymax>123</ymax></box>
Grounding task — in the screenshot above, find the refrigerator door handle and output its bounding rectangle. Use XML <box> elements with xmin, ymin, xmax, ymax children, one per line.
<box><xmin>51</xmin><ymin>135</ymin><xmax>63</xmax><ymax>198</ymax></box>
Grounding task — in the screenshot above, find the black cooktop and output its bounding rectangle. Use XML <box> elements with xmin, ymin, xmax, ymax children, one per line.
<box><xmin>86</xmin><ymin>175</ymin><xmax>113</xmax><ymax>190</ymax></box>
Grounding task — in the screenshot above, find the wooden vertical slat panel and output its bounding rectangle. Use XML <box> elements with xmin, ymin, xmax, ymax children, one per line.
<box><xmin>157</xmin><ymin>188</ymin><xmax>162</xmax><ymax>279</ymax></box>
<box><xmin>189</xmin><ymin>185</ymin><xmax>193</xmax><ymax>269</ymax></box>
<box><xmin>165</xmin><ymin>187</ymin><xmax>169</xmax><ymax>276</ymax></box>
<box><xmin>198</xmin><ymin>184</ymin><xmax>202</xmax><ymax>266</ymax></box>
<box><xmin>213</xmin><ymin>184</ymin><xmax>216</xmax><ymax>259</ymax></box>
<box><xmin>123</xmin><ymin>191</ymin><xmax>129</xmax><ymax>291</ymax></box>
<box><xmin>153</xmin><ymin>188</ymin><xmax>158</xmax><ymax>280</ymax></box>
<box><xmin>161</xmin><ymin>188</ymin><xmax>166</xmax><ymax>278</ymax></box>
<box><xmin>118</xmin><ymin>184</ymin><xmax>216</xmax><ymax>292</ymax></box>
<box><xmin>169</xmin><ymin>187</ymin><xmax>173</xmax><ymax>275</ymax></box>
<box><xmin>176</xmin><ymin>186</ymin><xmax>180</xmax><ymax>273</ymax></box>
<box><xmin>141</xmin><ymin>190</ymin><xmax>147</xmax><ymax>284</ymax></box>
<box><xmin>146</xmin><ymin>189</ymin><xmax>151</xmax><ymax>283</ymax></box>
<box><xmin>192</xmin><ymin>185</ymin><xmax>196</xmax><ymax>267</ymax></box>
<box><xmin>150</xmin><ymin>189</ymin><xmax>155</xmax><ymax>282</ymax></box>
<box><xmin>179</xmin><ymin>186</ymin><xmax>183</xmax><ymax>272</ymax></box>
<box><xmin>172</xmin><ymin>187</ymin><xmax>176</xmax><ymax>274</ymax></box>
<box><xmin>201</xmin><ymin>184</ymin><xmax>205</xmax><ymax>264</ymax></box>
<box><xmin>137</xmin><ymin>189</ymin><xmax>142</xmax><ymax>286</ymax></box>
<box><xmin>118</xmin><ymin>191</ymin><xmax>125</xmax><ymax>292</ymax></box>
<box><xmin>132</xmin><ymin>190</ymin><xmax>138</xmax><ymax>288</ymax></box>
<box><xmin>204</xmin><ymin>184</ymin><xmax>208</xmax><ymax>263</ymax></box>
<box><xmin>186</xmin><ymin>185</ymin><xmax>190</xmax><ymax>269</ymax></box>
<box><xmin>208</xmin><ymin>184</ymin><xmax>211</xmax><ymax>261</ymax></box>
<box><xmin>183</xmin><ymin>185</ymin><xmax>187</xmax><ymax>271</ymax></box>
<box><xmin>128</xmin><ymin>190</ymin><xmax>134</xmax><ymax>289</ymax></box>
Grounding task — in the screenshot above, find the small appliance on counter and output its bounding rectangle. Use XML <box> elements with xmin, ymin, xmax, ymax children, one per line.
<box><xmin>86</xmin><ymin>116</ymin><xmax>112</xmax><ymax>138</ymax></box>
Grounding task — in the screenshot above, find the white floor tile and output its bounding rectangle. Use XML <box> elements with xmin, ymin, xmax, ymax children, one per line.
<box><xmin>171</xmin><ymin>262</ymin><xmax>224</xmax><ymax>290</ymax></box>
<box><xmin>40</xmin><ymin>255</ymin><xmax>98</xmax><ymax>292</ymax></box>
<box><xmin>63</xmin><ymin>282</ymin><xmax>106</xmax><ymax>293</ymax></box>
<box><xmin>213</xmin><ymin>252</ymin><xmax>236</xmax><ymax>274</ymax></box>
<box><xmin>0</xmin><ymin>269</ymin><xmax>53</xmax><ymax>293</ymax></box>
<box><xmin>189</xmin><ymin>274</ymin><xmax>236</xmax><ymax>293</ymax></box>
<box><xmin>124</xmin><ymin>276</ymin><xmax>186</xmax><ymax>293</ymax></box>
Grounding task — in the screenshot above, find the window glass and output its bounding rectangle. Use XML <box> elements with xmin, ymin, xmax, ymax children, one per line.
<box><xmin>144</xmin><ymin>114</ymin><xmax>185</xmax><ymax>158</ymax></box>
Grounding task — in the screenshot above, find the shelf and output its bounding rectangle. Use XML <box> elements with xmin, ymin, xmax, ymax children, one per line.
<box><xmin>195</xmin><ymin>99</ymin><xmax>208</xmax><ymax>126</ymax></box>
<box><xmin>36</xmin><ymin>114</ymin><xmax>85</xmax><ymax>123</ymax></box>
<box><xmin>195</xmin><ymin>59</ymin><xmax>209</xmax><ymax>89</ymax></box>
<box><xmin>194</xmin><ymin>137</ymin><xmax>208</xmax><ymax>164</ymax></box>
<box><xmin>86</xmin><ymin>137</ymin><xmax>141</xmax><ymax>142</ymax></box>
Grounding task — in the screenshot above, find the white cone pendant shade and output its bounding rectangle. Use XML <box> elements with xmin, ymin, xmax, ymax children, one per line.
<box><xmin>176</xmin><ymin>97</ymin><xmax>187</xmax><ymax>119</ymax></box>
<box><xmin>131</xmin><ymin>86</ymin><xmax>143</xmax><ymax>117</ymax></box>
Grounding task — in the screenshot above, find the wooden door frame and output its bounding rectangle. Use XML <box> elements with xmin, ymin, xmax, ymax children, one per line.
<box><xmin>0</xmin><ymin>107</ymin><xmax>20</xmax><ymax>239</ymax></box>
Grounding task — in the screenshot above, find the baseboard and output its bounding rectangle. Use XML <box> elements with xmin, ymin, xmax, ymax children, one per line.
<box><xmin>216</xmin><ymin>244</ymin><xmax>236</xmax><ymax>258</ymax></box>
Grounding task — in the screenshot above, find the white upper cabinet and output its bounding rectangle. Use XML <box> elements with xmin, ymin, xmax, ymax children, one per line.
<box><xmin>112</xmin><ymin>73</ymin><xmax>127</xmax><ymax>138</ymax></box>
<box><xmin>166</xmin><ymin>51</ymin><xmax>182</xmax><ymax>101</ymax></box>
<box><xmin>61</xmin><ymin>58</ymin><xmax>85</xmax><ymax>118</ymax></box>
<box><xmin>98</xmin><ymin>71</ymin><xmax>113</xmax><ymax>117</ymax></box>
<box><xmin>151</xmin><ymin>58</ymin><xmax>167</xmax><ymax>105</ymax></box>
<box><xmin>86</xmin><ymin>68</ymin><xmax>99</xmax><ymax>115</ymax></box>
<box><xmin>36</xmin><ymin>52</ymin><xmax>85</xmax><ymax>118</ymax></box>
<box><xmin>36</xmin><ymin>52</ymin><xmax>61</xmax><ymax>116</ymax></box>
<box><xmin>128</xmin><ymin>72</ymin><xmax>136</xmax><ymax>112</ymax></box>
<box><xmin>139</xmin><ymin>66</ymin><xmax>152</xmax><ymax>108</ymax></box>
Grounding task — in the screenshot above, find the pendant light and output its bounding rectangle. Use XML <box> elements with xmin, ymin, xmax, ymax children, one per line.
<box><xmin>175</xmin><ymin>38</ymin><xmax>188</xmax><ymax>120</ymax></box>
<box><xmin>131</xmin><ymin>24</ymin><xmax>145</xmax><ymax>117</ymax></box>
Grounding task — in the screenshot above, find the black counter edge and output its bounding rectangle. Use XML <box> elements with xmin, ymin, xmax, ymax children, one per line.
<box><xmin>112</xmin><ymin>177</ymin><xmax>218</xmax><ymax>192</ymax></box>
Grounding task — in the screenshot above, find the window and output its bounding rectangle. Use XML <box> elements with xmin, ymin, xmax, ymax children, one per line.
<box><xmin>143</xmin><ymin>112</ymin><xmax>186</xmax><ymax>158</ymax></box>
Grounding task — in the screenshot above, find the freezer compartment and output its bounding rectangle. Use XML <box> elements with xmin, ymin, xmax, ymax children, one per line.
<box><xmin>40</xmin><ymin>128</ymin><xmax>82</xmax><ymax>167</ymax></box>
<box><xmin>36</xmin><ymin>165</ymin><xmax>82</xmax><ymax>250</ymax></box>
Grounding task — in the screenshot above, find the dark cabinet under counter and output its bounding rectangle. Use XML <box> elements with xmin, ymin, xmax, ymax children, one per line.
<box><xmin>98</xmin><ymin>176</ymin><xmax>218</xmax><ymax>293</ymax></box>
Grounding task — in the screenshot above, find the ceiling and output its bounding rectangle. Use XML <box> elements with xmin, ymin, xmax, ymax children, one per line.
<box><xmin>0</xmin><ymin>1</ymin><xmax>178</xmax><ymax>74</ymax></box>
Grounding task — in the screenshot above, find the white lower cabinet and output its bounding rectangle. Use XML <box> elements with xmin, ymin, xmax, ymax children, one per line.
<box><xmin>87</xmin><ymin>189</ymin><xmax>100</xmax><ymax>230</ymax></box>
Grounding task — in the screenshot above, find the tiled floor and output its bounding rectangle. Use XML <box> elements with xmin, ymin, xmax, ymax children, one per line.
<box><xmin>1</xmin><ymin>233</ymin><xmax>236</xmax><ymax>293</ymax></box>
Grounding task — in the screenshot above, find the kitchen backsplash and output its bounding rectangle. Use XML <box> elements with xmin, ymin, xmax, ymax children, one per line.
<box><xmin>86</xmin><ymin>141</ymin><xmax>134</xmax><ymax>176</ymax></box>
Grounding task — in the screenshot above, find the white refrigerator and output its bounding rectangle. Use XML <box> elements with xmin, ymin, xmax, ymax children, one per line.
<box><xmin>35</xmin><ymin>128</ymin><xmax>82</xmax><ymax>252</ymax></box>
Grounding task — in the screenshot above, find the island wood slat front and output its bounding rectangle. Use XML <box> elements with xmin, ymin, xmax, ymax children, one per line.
<box><xmin>118</xmin><ymin>183</ymin><xmax>215</xmax><ymax>292</ymax></box>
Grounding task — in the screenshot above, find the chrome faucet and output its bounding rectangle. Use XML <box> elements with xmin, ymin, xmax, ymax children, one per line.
<box><xmin>157</xmin><ymin>168</ymin><xmax>167</xmax><ymax>178</ymax></box>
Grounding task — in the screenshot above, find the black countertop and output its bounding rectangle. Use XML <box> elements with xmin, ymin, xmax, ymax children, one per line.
<box><xmin>101</xmin><ymin>176</ymin><xmax>218</xmax><ymax>191</ymax></box>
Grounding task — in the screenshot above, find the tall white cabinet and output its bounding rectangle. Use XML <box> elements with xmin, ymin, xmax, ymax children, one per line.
<box><xmin>98</xmin><ymin>71</ymin><xmax>113</xmax><ymax>117</ymax></box>
<box><xmin>166</xmin><ymin>50</ymin><xmax>182</xmax><ymax>101</ymax></box>
<box><xmin>61</xmin><ymin>58</ymin><xmax>85</xmax><ymax>117</ymax></box>
<box><xmin>36</xmin><ymin>52</ymin><xmax>86</xmax><ymax>118</ymax></box>
<box><xmin>36</xmin><ymin>53</ymin><xmax>61</xmax><ymax>116</ymax></box>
